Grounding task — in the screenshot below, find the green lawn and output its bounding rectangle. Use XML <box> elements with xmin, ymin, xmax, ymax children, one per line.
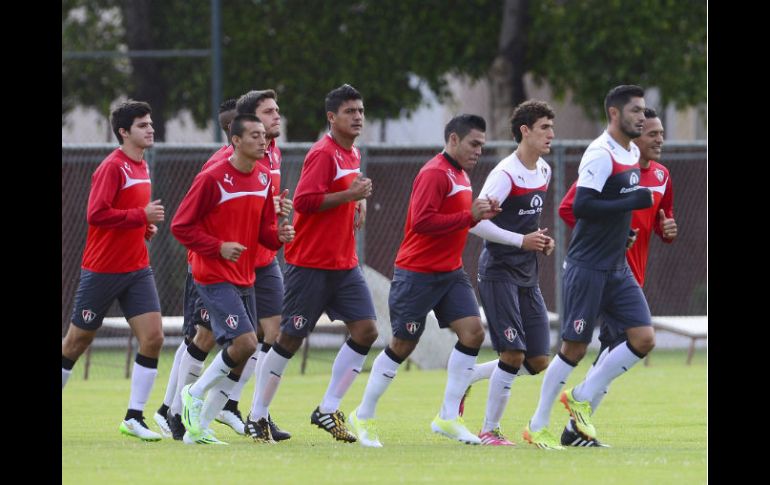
<box><xmin>62</xmin><ymin>348</ymin><xmax>707</xmax><ymax>484</ymax></box>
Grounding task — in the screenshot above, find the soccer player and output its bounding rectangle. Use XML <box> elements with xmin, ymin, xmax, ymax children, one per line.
<box><xmin>172</xmin><ymin>114</ymin><xmax>295</xmax><ymax>445</ymax></box>
<box><xmin>61</xmin><ymin>100</ymin><xmax>166</xmax><ymax>441</ymax></box>
<box><xmin>245</xmin><ymin>84</ymin><xmax>377</xmax><ymax>443</ymax></box>
<box><xmin>556</xmin><ymin>107</ymin><xmax>677</xmax><ymax>447</ymax></box>
<box><xmin>522</xmin><ymin>85</ymin><xmax>655</xmax><ymax>450</ymax></box>
<box><xmin>465</xmin><ymin>101</ymin><xmax>557</xmax><ymax>445</ymax></box>
<box><xmin>154</xmin><ymin>98</ymin><xmax>238</xmax><ymax>439</ymax></box>
<box><xmin>347</xmin><ymin>114</ymin><xmax>500</xmax><ymax>447</ymax></box>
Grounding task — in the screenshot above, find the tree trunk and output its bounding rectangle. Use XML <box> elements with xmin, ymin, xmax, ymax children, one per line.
<box><xmin>488</xmin><ymin>0</ymin><xmax>530</xmax><ymax>141</ymax></box>
<box><xmin>122</xmin><ymin>0</ymin><xmax>167</xmax><ymax>141</ymax></box>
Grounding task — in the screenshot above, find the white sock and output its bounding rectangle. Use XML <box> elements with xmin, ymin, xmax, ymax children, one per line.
<box><xmin>200</xmin><ymin>374</ymin><xmax>238</xmax><ymax>429</ymax></box>
<box><xmin>470</xmin><ymin>359</ymin><xmax>497</xmax><ymax>384</ymax></box>
<box><xmin>585</xmin><ymin>347</ymin><xmax>610</xmax><ymax>414</ymax></box>
<box><xmin>62</xmin><ymin>368</ymin><xmax>72</xmax><ymax>389</ymax></box>
<box><xmin>439</xmin><ymin>348</ymin><xmax>477</xmax><ymax>420</ymax></box>
<box><xmin>319</xmin><ymin>341</ymin><xmax>367</xmax><ymax>414</ymax></box>
<box><xmin>189</xmin><ymin>351</ymin><xmax>232</xmax><ymax>399</ymax></box>
<box><xmin>128</xmin><ymin>362</ymin><xmax>158</xmax><ymax>412</ymax></box>
<box><xmin>171</xmin><ymin>348</ymin><xmax>206</xmax><ymax>415</ymax></box>
<box><xmin>529</xmin><ymin>354</ymin><xmax>576</xmax><ymax>432</ymax></box>
<box><xmin>357</xmin><ymin>350</ymin><xmax>401</xmax><ymax>420</ymax></box>
<box><xmin>229</xmin><ymin>350</ymin><xmax>258</xmax><ymax>402</ymax></box>
<box><xmin>574</xmin><ymin>342</ymin><xmax>641</xmax><ymax>403</ymax></box>
<box><xmin>481</xmin><ymin>365</ymin><xmax>517</xmax><ymax>433</ymax></box>
<box><xmin>250</xmin><ymin>348</ymin><xmax>290</xmax><ymax>420</ymax></box>
<box><xmin>161</xmin><ymin>341</ymin><xmax>186</xmax><ymax>408</ymax></box>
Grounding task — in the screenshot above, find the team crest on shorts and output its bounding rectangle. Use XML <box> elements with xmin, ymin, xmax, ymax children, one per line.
<box><xmin>504</xmin><ymin>327</ymin><xmax>517</xmax><ymax>342</ymax></box>
<box><xmin>654</xmin><ymin>168</ymin><xmax>664</xmax><ymax>182</ymax></box>
<box><xmin>405</xmin><ymin>321</ymin><xmax>420</xmax><ymax>335</ymax></box>
<box><xmin>82</xmin><ymin>309</ymin><xmax>96</xmax><ymax>323</ymax></box>
<box><xmin>259</xmin><ymin>172</ymin><xmax>268</xmax><ymax>186</ymax></box>
<box><xmin>225</xmin><ymin>314</ymin><xmax>239</xmax><ymax>329</ymax></box>
<box><xmin>200</xmin><ymin>309</ymin><xmax>209</xmax><ymax>322</ymax></box>
<box><xmin>293</xmin><ymin>315</ymin><xmax>307</xmax><ymax>330</ymax></box>
<box><xmin>573</xmin><ymin>318</ymin><xmax>586</xmax><ymax>334</ymax></box>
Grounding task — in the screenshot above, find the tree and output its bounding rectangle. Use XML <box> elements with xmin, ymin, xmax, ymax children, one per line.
<box><xmin>62</xmin><ymin>0</ymin><xmax>502</xmax><ymax>141</ymax></box>
<box><xmin>527</xmin><ymin>0</ymin><xmax>707</xmax><ymax>120</ymax></box>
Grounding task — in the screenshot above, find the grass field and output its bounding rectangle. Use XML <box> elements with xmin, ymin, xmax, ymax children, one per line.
<box><xmin>62</xmin><ymin>348</ymin><xmax>707</xmax><ymax>484</ymax></box>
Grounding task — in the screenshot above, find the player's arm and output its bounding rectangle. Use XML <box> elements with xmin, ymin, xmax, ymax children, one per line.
<box><xmin>87</xmin><ymin>163</ymin><xmax>153</xmax><ymax>228</ymax></box>
<box><xmin>258</xmin><ymin>188</ymin><xmax>283</xmax><ymax>250</ymax></box>
<box><xmin>411</xmin><ymin>170</ymin><xmax>475</xmax><ymax>236</ymax></box>
<box><xmin>171</xmin><ymin>173</ymin><xmax>224</xmax><ymax>259</ymax></box>
<box><xmin>573</xmin><ymin>151</ymin><xmax>652</xmax><ymax>218</ymax></box>
<box><xmin>654</xmin><ymin>173</ymin><xmax>677</xmax><ymax>243</ymax></box>
<box><xmin>558</xmin><ymin>182</ymin><xmax>578</xmax><ymax>229</ymax></box>
<box><xmin>469</xmin><ymin>168</ymin><xmax>524</xmax><ymax>246</ymax></box>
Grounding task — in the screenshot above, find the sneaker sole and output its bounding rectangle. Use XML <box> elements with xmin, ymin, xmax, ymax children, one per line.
<box><xmin>120</xmin><ymin>428</ymin><xmax>161</xmax><ymax>442</ymax></box>
<box><xmin>430</xmin><ymin>423</ymin><xmax>480</xmax><ymax>445</ymax></box>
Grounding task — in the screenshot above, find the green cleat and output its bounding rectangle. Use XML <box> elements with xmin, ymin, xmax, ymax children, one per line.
<box><xmin>522</xmin><ymin>424</ymin><xmax>564</xmax><ymax>450</ymax></box>
<box><xmin>181</xmin><ymin>384</ymin><xmax>204</xmax><ymax>435</ymax></box>
<box><xmin>560</xmin><ymin>388</ymin><xmax>597</xmax><ymax>440</ymax></box>
<box><xmin>430</xmin><ymin>415</ymin><xmax>481</xmax><ymax>445</ymax></box>
<box><xmin>182</xmin><ymin>428</ymin><xmax>228</xmax><ymax>445</ymax></box>
<box><xmin>347</xmin><ymin>407</ymin><xmax>382</xmax><ymax>448</ymax></box>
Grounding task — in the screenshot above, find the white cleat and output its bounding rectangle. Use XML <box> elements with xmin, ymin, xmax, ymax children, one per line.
<box><xmin>153</xmin><ymin>411</ymin><xmax>172</xmax><ymax>438</ymax></box>
<box><xmin>215</xmin><ymin>409</ymin><xmax>245</xmax><ymax>435</ymax></box>
<box><xmin>119</xmin><ymin>418</ymin><xmax>162</xmax><ymax>441</ymax></box>
<box><xmin>430</xmin><ymin>415</ymin><xmax>481</xmax><ymax>445</ymax></box>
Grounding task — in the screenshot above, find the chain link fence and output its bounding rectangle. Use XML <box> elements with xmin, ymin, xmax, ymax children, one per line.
<box><xmin>62</xmin><ymin>141</ymin><xmax>707</xmax><ymax>343</ymax></box>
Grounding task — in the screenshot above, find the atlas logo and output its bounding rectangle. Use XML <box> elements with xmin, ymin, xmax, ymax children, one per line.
<box><xmin>225</xmin><ymin>314</ymin><xmax>239</xmax><ymax>329</ymax></box>
<box><xmin>224</xmin><ymin>173</ymin><xmax>234</xmax><ymax>186</ymax></box>
<box><xmin>504</xmin><ymin>327</ymin><xmax>517</xmax><ymax>342</ymax></box>
<box><xmin>629</xmin><ymin>173</ymin><xmax>639</xmax><ymax>186</ymax></box>
<box><xmin>259</xmin><ymin>172</ymin><xmax>268</xmax><ymax>186</ymax></box>
<box><xmin>82</xmin><ymin>309</ymin><xmax>96</xmax><ymax>323</ymax></box>
<box><xmin>200</xmin><ymin>309</ymin><xmax>209</xmax><ymax>322</ymax></box>
<box><xmin>123</xmin><ymin>161</ymin><xmax>132</xmax><ymax>173</ymax></box>
<box><xmin>573</xmin><ymin>318</ymin><xmax>586</xmax><ymax>334</ymax></box>
<box><xmin>405</xmin><ymin>321</ymin><xmax>421</xmax><ymax>335</ymax></box>
<box><xmin>654</xmin><ymin>168</ymin><xmax>664</xmax><ymax>182</ymax></box>
<box><xmin>530</xmin><ymin>195</ymin><xmax>543</xmax><ymax>208</ymax></box>
<box><xmin>293</xmin><ymin>315</ymin><xmax>307</xmax><ymax>330</ymax></box>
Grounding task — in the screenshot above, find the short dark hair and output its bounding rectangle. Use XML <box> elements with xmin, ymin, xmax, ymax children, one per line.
<box><xmin>644</xmin><ymin>107</ymin><xmax>658</xmax><ymax>119</ymax></box>
<box><xmin>604</xmin><ymin>85</ymin><xmax>645</xmax><ymax>121</ymax></box>
<box><xmin>236</xmin><ymin>89</ymin><xmax>277</xmax><ymax>115</ymax></box>
<box><xmin>510</xmin><ymin>100</ymin><xmax>555</xmax><ymax>143</ymax></box>
<box><xmin>325</xmin><ymin>84</ymin><xmax>363</xmax><ymax>114</ymax></box>
<box><xmin>219</xmin><ymin>98</ymin><xmax>237</xmax><ymax>114</ymax></box>
<box><xmin>444</xmin><ymin>114</ymin><xmax>486</xmax><ymax>142</ymax></box>
<box><xmin>229</xmin><ymin>113</ymin><xmax>262</xmax><ymax>139</ymax></box>
<box><xmin>110</xmin><ymin>100</ymin><xmax>151</xmax><ymax>144</ymax></box>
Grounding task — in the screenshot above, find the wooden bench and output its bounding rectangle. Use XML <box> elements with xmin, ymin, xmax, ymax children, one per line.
<box><xmin>647</xmin><ymin>315</ymin><xmax>707</xmax><ymax>365</ymax></box>
<box><xmin>84</xmin><ymin>316</ymin><xmax>184</xmax><ymax>379</ymax></box>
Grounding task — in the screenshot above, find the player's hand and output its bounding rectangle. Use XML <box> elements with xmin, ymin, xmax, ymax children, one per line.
<box><xmin>277</xmin><ymin>189</ymin><xmax>293</xmax><ymax>217</ymax></box>
<box><xmin>659</xmin><ymin>209</ymin><xmax>678</xmax><ymax>239</ymax></box>
<box><xmin>144</xmin><ymin>224</ymin><xmax>158</xmax><ymax>241</ymax></box>
<box><xmin>471</xmin><ymin>197</ymin><xmax>500</xmax><ymax>221</ymax></box>
<box><xmin>348</xmin><ymin>174</ymin><xmax>373</xmax><ymax>201</ymax></box>
<box><xmin>278</xmin><ymin>219</ymin><xmax>295</xmax><ymax>243</ymax></box>
<box><xmin>522</xmin><ymin>227</ymin><xmax>549</xmax><ymax>252</ymax></box>
<box><xmin>220</xmin><ymin>242</ymin><xmax>247</xmax><ymax>262</ymax></box>
<box><xmin>355</xmin><ymin>199</ymin><xmax>367</xmax><ymax>229</ymax></box>
<box><xmin>145</xmin><ymin>199</ymin><xmax>165</xmax><ymax>223</ymax></box>
<box><xmin>542</xmin><ymin>235</ymin><xmax>555</xmax><ymax>256</ymax></box>
<box><xmin>626</xmin><ymin>227</ymin><xmax>639</xmax><ymax>250</ymax></box>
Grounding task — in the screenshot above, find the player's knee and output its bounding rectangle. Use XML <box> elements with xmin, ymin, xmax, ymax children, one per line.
<box><xmin>526</xmin><ymin>355</ymin><xmax>550</xmax><ymax>373</ymax></box>
<box><xmin>500</xmin><ymin>351</ymin><xmax>524</xmax><ymax>369</ymax></box>
<box><xmin>350</xmin><ymin>320</ymin><xmax>378</xmax><ymax>346</ymax></box>
<box><xmin>194</xmin><ymin>328</ymin><xmax>216</xmax><ymax>352</ymax></box>
<box><xmin>62</xmin><ymin>328</ymin><xmax>94</xmax><ymax>358</ymax></box>
<box><xmin>140</xmin><ymin>330</ymin><xmax>164</xmax><ymax>354</ymax></box>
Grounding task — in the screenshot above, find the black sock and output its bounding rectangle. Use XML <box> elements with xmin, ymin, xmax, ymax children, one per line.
<box><xmin>224</xmin><ymin>399</ymin><xmax>239</xmax><ymax>412</ymax></box>
<box><xmin>157</xmin><ymin>403</ymin><xmax>169</xmax><ymax>416</ymax></box>
<box><xmin>125</xmin><ymin>409</ymin><xmax>143</xmax><ymax>422</ymax></box>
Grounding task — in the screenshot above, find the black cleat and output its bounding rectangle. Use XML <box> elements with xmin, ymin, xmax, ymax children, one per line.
<box><xmin>245</xmin><ymin>414</ymin><xmax>276</xmax><ymax>444</ymax></box>
<box><xmin>268</xmin><ymin>414</ymin><xmax>291</xmax><ymax>441</ymax></box>
<box><xmin>310</xmin><ymin>406</ymin><xmax>357</xmax><ymax>443</ymax></box>
<box><xmin>166</xmin><ymin>410</ymin><xmax>186</xmax><ymax>441</ymax></box>
<box><xmin>560</xmin><ymin>419</ymin><xmax>610</xmax><ymax>447</ymax></box>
